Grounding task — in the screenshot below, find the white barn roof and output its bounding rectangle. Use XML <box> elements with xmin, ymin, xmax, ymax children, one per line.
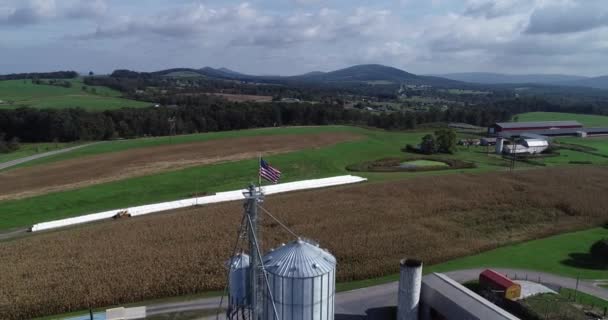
<box><xmin>496</xmin><ymin>121</ymin><xmax>582</xmax><ymax>129</ymax></box>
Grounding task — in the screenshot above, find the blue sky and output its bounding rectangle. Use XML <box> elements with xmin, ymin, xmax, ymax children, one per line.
<box><xmin>1</xmin><ymin>0</ymin><xmax>607</xmax><ymax>76</ymax></box>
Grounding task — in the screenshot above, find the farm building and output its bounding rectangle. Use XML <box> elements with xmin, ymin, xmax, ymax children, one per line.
<box><xmin>489</xmin><ymin>121</ymin><xmax>582</xmax><ymax>135</ymax></box>
<box><xmin>418</xmin><ymin>273</ymin><xmax>520</xmax><ymax>320</ymax></box>
<box><xmin>499</xmin><ymin>138</ymin><xmax>549</xmax><ymax>155</ymax></box>
<box><xmin>479</xmin><ymin>269</ymin><xmax>521</xmax><ymax>301</ymax></box>
<box><xmin>481</xmin><ymin>137</ymin><xmax>497</xmax><ymax>146</ymax></box>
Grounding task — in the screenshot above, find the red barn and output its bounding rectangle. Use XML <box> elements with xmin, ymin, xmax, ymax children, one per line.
<box><xmin>489</xmin><ymin>121</ymin><xmax>582</xmax><ymax>134</ymax></box>
<box><xmin>479</xmin><ymin>269</ymin><xmax>521</xmax><ymax>301</ymax></box>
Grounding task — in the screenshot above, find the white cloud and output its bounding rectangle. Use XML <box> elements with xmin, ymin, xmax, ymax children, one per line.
<box><xmin>526</xmin><ymin>0</ymin><xmax>608</xmax><ymax>34</ymax></box>
<box><xmin>2</xmin><ymin>0</ymin><xmax>608</xmax><ymax>76</ymax></box>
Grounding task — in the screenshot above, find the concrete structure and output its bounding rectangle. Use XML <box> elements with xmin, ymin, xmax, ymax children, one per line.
<box><xmin>489</xmin><ymin>121</ymin><xmax>582</xmax><ymax>135</ymax></box>
<box><xmin>420</xmin><ymin>273</ymin><xmax>520</xmax><ymax>320</ymax></box>
<box><xmin>262</xmin><ymin>238</ymin><xmax>336</xmax><ymax>320</ymax></box>
<box><xmin>397</xmin><ymin>259</ymin><xmax>423</xmax><ymax>320</ymax></box>
<box><xmin>495</xmin><ymin>138</ymin><xmax>504</xmax><ymax>154</ymax></box>
<box><xmin>227</xmin><ymin>253</ymin><xmax>250</xmax><ymax>308</ymax></box>
<box><xmin>479</xmin><ymin>269</ymin><xmax>521</xmax><ymax>301</ymax></box>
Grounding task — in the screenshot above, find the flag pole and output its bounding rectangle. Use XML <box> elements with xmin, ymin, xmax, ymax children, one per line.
<box><xmin>258</xmin><ymin>153</ymin><xmax>262</xmax><ymax>190</ymax></box>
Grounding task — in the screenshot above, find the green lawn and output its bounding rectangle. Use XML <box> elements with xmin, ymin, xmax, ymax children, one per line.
<box><xmin>516</xmin><ymin>112</ymin><xmax>608</xmax><ymax>127</ymax></box>
<box><xmin>0</xmin><ymin>127</ymin><xmax>518</xmax><ymax>230</ymax></box>
<box><xmin>0</xmin><ymin>78</ymin><xmax>150</xmax><ymax>110</ymax></box>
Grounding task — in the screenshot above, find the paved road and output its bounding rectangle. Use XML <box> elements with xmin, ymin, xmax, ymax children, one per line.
<box><xmin>0</xmin><ymin>142</ymin><xmax>100</xmax><ymax>171</ymax></box>
<box><xmin>137</xmin><ymin>268</ymin><xmax>608</xmax><ymax>319</ymax></box>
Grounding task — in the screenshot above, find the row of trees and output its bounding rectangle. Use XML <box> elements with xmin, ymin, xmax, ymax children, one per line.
<box><xmin>0</xmin><ymin>71</ymin><xmax>77</xmax><ymax>81</ymax></box>
<box><xmin>0</xmin><ymin>102</ymin><xmax>514</xmax><ymax>143</ymax></box>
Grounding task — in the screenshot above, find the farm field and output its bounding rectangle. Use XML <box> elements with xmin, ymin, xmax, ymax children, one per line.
<box><xmin>429</xmin><ymin>227</ymin><xmax>608</xmax><ymax>279</ymax></box>
<box><xmin>0</xmin><ymin>79</ymin><xmax>150</xmax><ymax>110</ymax></box>
<box><xmin>2</xmin><ymin>166</ymin><xmax>607</xmax><ymax>320</ymax></box>
<box><xmin>0</xmin><ymin>127</ymin><xmax>517</xmax><ymax>230</ymax></box>
<box><xmin>7</xmin><ymin>126</ymin><xmax>363</xmax><ymax>170</ymax></box>
<box><xmin>557</xmin><ymin>136</ymin><xmax>608</xmax><ymax>157</ymax></box>
<box><xmin>0</xmin><ymin>132</ymin><xmax>360</xmax><ymax>201</ymax></box>
<box><xmin>516</xmin><ymin>112</ymin><xmax>608</xmax><ymax>127</ymax></box>
<box><xmin>0</xmin><ymin>142</ymin><xmax>75</xmax><ymax>164</ymax></box>
<box><xmin>209</xmin><ymin>93</ymin><xmax>273</xmax><ymax>102</ymax></box>
<box><xmin>3</xmin><ymin>123</ymin><xmax>606</xmax><ymax>231</ymax></box>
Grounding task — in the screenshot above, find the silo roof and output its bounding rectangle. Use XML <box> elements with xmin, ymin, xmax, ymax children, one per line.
<box><xmin>263</xmin><ymin>239</ymin><xmax>336</xmax><ymax>278</ymax></box>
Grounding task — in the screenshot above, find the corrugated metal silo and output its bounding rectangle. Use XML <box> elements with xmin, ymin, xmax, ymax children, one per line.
<box><xmin>227</xmin><ymin>252</ymin><xmax>250</xmax><ymax>308</ymax></box>
<box><xmin>262</xmin><ymin>239</ymin><xmax>337</xmax><ymax>320</ymax></box>
<box><xmin>397</xmin><ymin>258</ymin><xmax>423</xmax><ymax>320</ymax></box>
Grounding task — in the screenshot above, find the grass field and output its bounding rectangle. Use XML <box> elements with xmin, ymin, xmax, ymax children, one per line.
<box><xmin>401</xmin><ymin>159</ymin><xmax>449</xmax><ymax>167</ymax></box>
<box><xmin>2</xmin><ymin>124</ymin><xmax>605</xmax><ymax>230</ymax></box>
<box><xmin>2</xmin><ymin>167</ymin><xmax>607</xmax><ymax>319</ymax></box>
<box><xmin>7</xmin><ymin>126</ymin><xmax>363</xmax><ymax>170</ymax></box>
<box><xmin>516</xmin><ymin>112</ymin><xmax>608</xmax><ymax>127</ymax></box>
<box><xmin>0</xmin><ymin>142</ymin><xmax>75</xmax><ymax>163</ymax></box>
<box><xmin>557</xmin><ymin>136</ymin><xmax>608</xmax><ymax>157</ymax></box>
<box><xmin>338</xmin><ymin>227</ymin><xmax>608</xmax><ymax>292</ymax></box>
<box><xmin>0</xmin><ymin>79</ymin><xmax>150</xmax><ymax>110</ymax></box>
<box><xmin>0</xmin><ymin>127</ymin><xmax>520</xmax><ymax>230</ymax></box>
<box><xmin>429</xmin><ymin>227</ymin><xmax>608</xmax><ymax>279</ymax></box>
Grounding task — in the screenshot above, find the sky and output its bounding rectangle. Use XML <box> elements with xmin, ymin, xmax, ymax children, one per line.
<box><xmin>1</xmin><ymin>0</ymin><xmax>607</xmax><ymax>76</ymax></box>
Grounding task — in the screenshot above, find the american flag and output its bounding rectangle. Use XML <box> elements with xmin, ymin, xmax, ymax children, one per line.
<box><xmin>260</xmin><ymin>158</ymin><xmax>281</xmax><ymax>184</ymax></box>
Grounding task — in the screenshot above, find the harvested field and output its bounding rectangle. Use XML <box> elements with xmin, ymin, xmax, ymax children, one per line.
<box><xmin>2</xmin><ymin>167</ymin><xmax>608</xmax><ymax>319</ymax></box>
<box><xmin>209</xmin><ymin>93</ymin><xmax>273</xmax><ymax>102</ymax></box>
<box><xmin>0</xmin><ymin>132</ymin><xmax>359</xmax><ymax>200</ymax></box>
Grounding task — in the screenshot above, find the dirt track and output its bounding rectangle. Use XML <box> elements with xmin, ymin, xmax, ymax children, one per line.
<box><xmin>0</xmin><ymin>132</ymin><xmax>360</xmax><ymax>200</ymax></box>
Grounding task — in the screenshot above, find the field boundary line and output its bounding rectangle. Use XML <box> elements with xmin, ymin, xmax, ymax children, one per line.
<box><xmin>0</xmin><ymin>142</ymin><xmax>102</xmax><ymax>171</ymax></box>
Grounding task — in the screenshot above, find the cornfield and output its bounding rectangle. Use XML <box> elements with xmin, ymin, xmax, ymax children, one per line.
<box><xmin>1</xmin><ymin>166</ymin><xmax>608</xmax><ymax>319</ymax></box>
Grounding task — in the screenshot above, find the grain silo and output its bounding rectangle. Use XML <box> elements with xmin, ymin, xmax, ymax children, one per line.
<box><xmin>495</xmin><ymin>138</ymin><xmax>504</xmax><ymax>154</ymax></box>
<box><xmin>262</xmin><ymin>238</ymin><xmax>337</xmax><ymax>320</ymax></box>
<box><xmin>397</xmin><ymin>258</ymin><xmax>423</xmax><ymax>320</ymax></box>
<box><xmin>227</xmin><ymin>253</ymin><xmax>250</xmax><ymax>308</ymax></box>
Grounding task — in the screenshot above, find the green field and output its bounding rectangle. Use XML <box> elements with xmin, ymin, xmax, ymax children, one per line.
<box><xmin>401</xmin><ymin>159</ymin><xmax>448</xmax><ymax>167</ymax></box>
<box><xmin>8</xmin><ymin>126</ymin><xmax>366</xmax><ymax>170</ymax></box>
<box><xmin>430</xmin><ymin>227</ymin><xmax>608</xmax><ymax>279</ymax></box>
<box><xmin>0</xmin><ymin>126</ymin><xmax>520</xmax><ymax>230</ymax></box>
<box><xmin>0</xmin><ymin>142</ymin><xmax>76</xmax><ymax>163</ymax></box>
<box><xmin>0</xmin><ymin>79</ymin><xmax>150</xmax><ymax>110</ymax></box>
<box><xmin>338</xmin><ymin>227</ymin><xmax>608</xmax><ymax>292</ymax></box>
<box><xmin>2</xmin><ymin>124</ymin><xmax>606</xmax><ymax>230</ymax></box>
<box><xmin>516</xmin><ymin>112</ymin><xmax>608</xmax><ymax>127</ymax></box>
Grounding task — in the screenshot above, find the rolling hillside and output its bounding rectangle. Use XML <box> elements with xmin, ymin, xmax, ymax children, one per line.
<box><xmin>439</xmin><ymin>72</ymin><xmax>608</xmax><ymax>90</ymax></box>
<box><xmin>158</xmin><ymin>64</ymin><xmax>466</xmax><ymax>87</ymax></box>
<box><xmin>438</xmin><ymin>72</ymin><xmax>588</xmax><ymax>85</ymax></box>
<box><xmin>0</xmin><ymin>79</ymin><xmax>150</xmax><ymax>111</ymax></box>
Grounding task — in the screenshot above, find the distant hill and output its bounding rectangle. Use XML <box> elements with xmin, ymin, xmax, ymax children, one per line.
<box><xmin>150</xmin><ymin>64</ymin><xmax>466</xmax><ymax>87</ymax></box>
<box><xmin>437</xmin><ymin>72</ymin><xmax>589</xmax><ymax>85</ymax></box>
<box><xmin>286</xmin><ymin>64</ymin><xmax>464</xmax><ymax>87</ymax></box>
<box><xmin>216</xmin><ymin>67</ymin><xmax>245</xmax><ymax>76</ymax></box>
<box><xmin>292</xmin><ymin>64</ymin><xmax>418</xmax><ymax>82</ymax></box>
<box><xmin>560</xmin><ymin>76</ymin><xmax>608</xmax><ymax>90</ymax></box>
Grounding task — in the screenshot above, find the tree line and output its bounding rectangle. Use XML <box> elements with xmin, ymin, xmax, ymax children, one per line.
<box><xmin>0</xmin><ymin>101</ymin><xmax>515</xmax><ymax>143</ymax></box>
<box><xmin>0</xmin><ymin>71</ymin><xmax>78</xmax><ymax>81</ymax></box>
